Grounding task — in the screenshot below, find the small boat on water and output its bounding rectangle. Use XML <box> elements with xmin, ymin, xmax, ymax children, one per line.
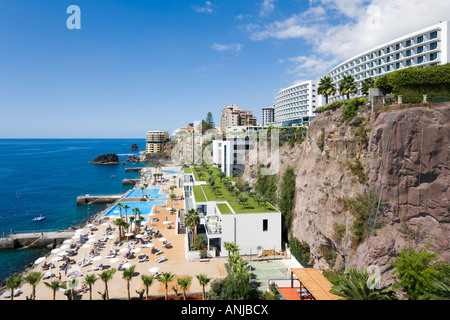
<box><xmin>32</xmin><ymin>215</ymin><xmax>46</xmax><ymax>222</ymax></box>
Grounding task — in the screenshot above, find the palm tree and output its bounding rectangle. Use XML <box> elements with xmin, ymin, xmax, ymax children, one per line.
<box><xmin>132</xmin><ymin>207</ymin><xmax>141</xmax><ymax>234</ymax></box>
<box><xmin>44</xmin><ymin>280</ymin><xmax>60</xmax><ymax>300</ymax></box>
<box><xmin>141</xmin><ymin>275</ymin><xmax>154</xmax><ymax>300</ymax></box>
<box><xmin>223</xmin><ymin>242</ymin><xmax>239</xmax><ymax>265</ymax></box>
<box><xmin>99</xmin><ymin>268</ymin><xmax>116</xmax><ymax>300</ymax></box>
<box><xmin>113</xmin><ymin>218</ymin><xmax>126</xmax><ymax>241</ymax></box>
<box><xmin>117</xmin><ymin>202</ymin><xmax>124</xmax><ymax>219</ymax></box>
<box><xmin>329</xmin><ymin>268</ymin><xmax>396</xmax><ymax>300</ymax></box>
<box><xmin>122</xmin><ymin>265</ymin><xmax>136</xmax><ymax>300</ymax></box>
<box><xmin>361</xmin><ymin>77</ymin><xmax>375</xmax><ymax>96</ymax></box>
<box><xmin>196</xmin><ymin>274</ymin><xmax>211</xmax><ymax>300</ymax></box>
<box><xmin>140</xmin><ymin>186</ymin><xmax>145</xmax><ymax>199</ymax></box>
<box><xmin>185</xmin><ymin>208</ymin><xmax>200</xmax><ymax>245</ymax></box>
<box><xmin>5</xmin><ymin>274</ymin><xmax>24</xmax><ymax>301</ymax></box>
<box><xmin>122</xmin><ymin>204</ymin><xmax>130</xmax><ymax>224</ymax></box>
<box><xmin>157</xmin><ymin>272</ymin><xmax>176</xmax><ymax>300</ymax></box>
<box><xmin>177</xmin><ymin>277</ymin><xmax>192</xmax><ymax>300</ymax></box>
<box><xmin>24</xmin><ymin>271</ymin><xmax>43</xmax><ymax>300</ymax></box>
<box><xmin>339</xmin><ymin>75</ymin><xmax>357</xmax><ymax>100</ymax></box>
<box><xmin>83</xmin><ymin>274</ymin><xmax>98</xmax><ymax>300</ymax></box>
<box><xmin>318</xmin><ymin>76</ymin><xmax>337</xmax><ymax>105</ymax></box>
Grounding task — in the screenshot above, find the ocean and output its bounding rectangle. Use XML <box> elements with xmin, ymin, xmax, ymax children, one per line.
<box><xmin>0</xmin><ymin>139</ymin><xmax>150</xmax><ymax>285</ymax></box>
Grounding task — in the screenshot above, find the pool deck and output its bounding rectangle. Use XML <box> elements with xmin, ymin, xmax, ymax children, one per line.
<box><xmin>9</xmin><ymin>166</ymin><xmax>230</xmax><ymax>300</ymax></box>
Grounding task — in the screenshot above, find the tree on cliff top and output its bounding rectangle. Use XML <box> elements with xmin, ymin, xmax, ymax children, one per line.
<box><xmin>205</xmin><ymin>112</ymin><xmax>215</xmax><ymax>127</ymax></box>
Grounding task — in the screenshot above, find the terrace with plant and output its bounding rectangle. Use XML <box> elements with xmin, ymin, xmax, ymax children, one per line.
<box><xmin>187</xmin><ymin>163</ymin><xmax>278</xmax><ymax>214</ymax></box>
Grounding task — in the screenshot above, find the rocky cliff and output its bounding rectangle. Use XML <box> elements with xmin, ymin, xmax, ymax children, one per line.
<box><xmin>90</xmin><ymin>153</ymin><xmax>120</xmax><ymax>164</ymax></box>
<box><xmin>241</xmin><ymin>102</ymin><xmax>449</xmax><ymax>285</ymax></box>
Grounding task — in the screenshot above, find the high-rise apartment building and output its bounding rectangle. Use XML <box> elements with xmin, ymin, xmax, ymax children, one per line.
<box><xmin>220</xmin><ymin>104</ymin><xmax>257</xmax><ymax>133</ymax></box>
<box><xmin>262</xmin><ymin>107</ymin><xmax>275</xmax><ymax>125</ymax></box>
<box><xmin>145</xmin><ymin>130</ymin><xmax>169</xmax><ymax>154</ymax></box>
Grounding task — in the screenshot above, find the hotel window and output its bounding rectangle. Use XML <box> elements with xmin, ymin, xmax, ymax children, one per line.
<box><xmin>417</xmin><ymin>46</ymin><xmax>424</xmax><ymax>54</ymax></box>
<box><xmin>430</xmin><ymin>53</ymin><xmax>437</xmax><ymax>61</ymax></box>
<box><xmin>386</xmin><ymin>56</ymin><xmax>390</xmax><ymax>62</ymax></box>
<box><xmin>417</xmin><ymin>35</ymin><xmax>423</xmax><ymax>43</ymax></box>
<box><xmin>417</xmin><ymin>56</ymin><xmax>424</xmax><ymax>64</ymax></box>
<box><xmin>385</xmin><ymin>47</ymin><xmax>390</xmax><ymax>54</ymax></box>
<box><xmin>263</xmin><ymin>219</ymin><xmax>268</xmax><ymax>232</ymax></box>
<box><xmin>396</xmin><ymin>62</ymin><xmax>400</xmax><ymax>69</ymax></box>
<box><xmin>430</xmin><ymin>42</ymin><xmax>438</xmax><ymax>50</ymax></box>
<box><xmin>386</xmin><ymin>65</ymin><xmax>390</xmax><ymax>71</ymax></box>
<box><xmin>406</xmin><ymin>49</ymin><xmax>411</xmax><ymax>57</ymax></box>
<box><xmin>395</xmin><ymin>43</ymin><xmax>400</xmax><ymax>50</ymax></box>
<box><xmin>395</xmin><ymin>53</ymin><xmax>400</xmax><ymax>60</ymax></box>
<box><xmin>405</xmin><ymin>40</ymin><xmax>411</xmax><ymax>47</ymax></box>
<box><xmin>430</xmin><ymin>31</ymin><xmax>437</xmax><ymax>39</ymax></box>
<box><xmin>406</xmin><ymin>59</ymin><xmax>411</xmax><ymax>66</ymax></box>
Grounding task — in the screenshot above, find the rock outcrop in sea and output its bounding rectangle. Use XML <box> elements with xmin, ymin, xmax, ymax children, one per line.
<box><xmin>89</xmin><ymin>153</ymin><xmax>120</xmax><ymax>164</ymax></box>
<box><xmin>129</xmin><ymin>143</ymin><xmax>138</xmax><ymax>150</ymax></box>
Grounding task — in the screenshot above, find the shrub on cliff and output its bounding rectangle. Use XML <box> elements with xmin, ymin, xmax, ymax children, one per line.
<box><xmin>342</xmin><ymin>98</ymin><xmax>367</xmax><ymax>122</ymax></box>
<box><xmin>278</xmin><ymin>166</ymin><xmax>296</xmax><ymax>239</ymax></box>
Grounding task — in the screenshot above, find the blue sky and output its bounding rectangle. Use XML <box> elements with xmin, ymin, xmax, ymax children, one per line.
<box><xmin>0</xmin><ymin>0</ymin><xmax>448</xmax><ymax>138</ymax></box>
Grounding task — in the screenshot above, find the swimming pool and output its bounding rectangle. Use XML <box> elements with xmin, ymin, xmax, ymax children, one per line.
<box><xmin>125</xmin><ymin>187</ymin><xmax>169</xmax><ymax>199</ymax></box>
<box><xmin>163</xmin><ymin>170</ymin><xmax>180</xmax><ymax>174</ymax></box>
<box><xmin>103</xmin><ymin>201</ymin><xmax>167</xmax><ymax>217</ymax></box>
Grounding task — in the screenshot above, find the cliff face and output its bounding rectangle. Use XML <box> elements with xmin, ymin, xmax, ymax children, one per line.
<box><xmin>241</xmin><ymin>102</ymin><xmax>449</xmax><ymax>284</ymax></box>
<box><xmin>348</xmin><ymin>105</ymin><xmax>450</xmax><ymax>283</ymax></box>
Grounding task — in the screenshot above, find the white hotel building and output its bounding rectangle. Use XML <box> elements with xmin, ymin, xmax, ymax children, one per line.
<box><xmin>326</xmin><ymin>20</ymin><xmax>449</xmax><ymax>102</ymax></box>
<box><xmin>271</xmin><ymin>80</ymin><xmax>324</xmax><ymax>127</ymax></box>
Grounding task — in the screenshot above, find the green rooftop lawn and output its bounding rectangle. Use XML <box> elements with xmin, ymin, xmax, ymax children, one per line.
<box><xmin>183</xmin><ymin>167</ymin><xmax>192</xmax><ymax>173</ymax></box>
<box><xmin>193</xmin><ymin>185</ymin><xmax>207</xmax><ymax>203</ymax></box>
<box><xmin>216</xmin><ymin>203</ymin><xmax>233</xmax><ymax>214</ymax></box>
<box><xmin>228</xmin><ymin>198</ymin><xmax>277</xmax><ymax>214</ymax></box>
<box><xmin>190</xmin><ymin>164</ymin><xmax>277</xmax><ymax>213</ymax></box>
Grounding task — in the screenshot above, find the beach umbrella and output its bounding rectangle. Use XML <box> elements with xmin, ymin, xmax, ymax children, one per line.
<box><xmin>88</xmin><ymin>239</ymin><xmax>96</xmax><ymax>243</ymax></box>
<box><xmin>163</xmin><ymin>221</ymin><xmax>172</xmax><ymax>225</ymax></box>
<box><xmin>52</xmin><ymin>256</ymin><xmax>63</xmax><ymax>262</ymax></box>
<box><xmin>131</xmin><ymin>248</ymin><xmax>141</xmax><ymax>253</ymax></box>
<box><xmin>108</xmin><ymin>235</ymin><xmax>116</xmax><ymax>240</ymax></box>
<box><xmin>51</xmin><ymin>248</ymin><xmax>61</xmax><ymax>254</ymax></box>
<box><xmin>124</xmin><ymin>233</ymin><xmax>134</xmax><ymax>237</ymax></box>
<box><xmin>72</xmin><ymin>235</ymin><xmax>80</xmax><ymax>240</ymax></box>
<box><xmin>88</xmin><ymin>234</ymin><xmax>96</xmax><ymax>238</ymax></box>
<box><xmin>82</xmin><ymin>244</ymin><xmax>91</xmax><ymax>248</ymax></box>
<box><xmin>63</xmin><ymin>239</ymin><xmax>72</xmax><ymax>244</ymax></box>
<box><xmin>141</xmin><ymin>243</ymin><xmax>154</xmax><ymax>248</ymax></box>
<box><xmin>165</xmin><ymin>207</ymin><xmax>173</xmax><ymax>211</ymax></box>
<box><xmin>101</xmin><ymin>223</ymin><xmax>109</xmax><ymax>226</ymax></box>
<box><xmin>119</xmin><ymin>248</ymin><xmax>129</xmax><ymax>253</ymax></box>
<box><xmin>113</xmin><ymin>210</ymin><xmax>120</xmax><ymax>213</ymax></box>
<box><xmin>109</xmin><ymin>258</ymin><xmax>119</xmax><ymax>263</ymax></box>
<box><xmin>34</xmin><ymin>257</ymin><xmax>45</xmax><ymax>265</ymax></box>
<box><xmin>121</xmin><ymin>262</ymin><xmax>132</xmax><ymax>269</ymax></box>
<box><xmin>60</xmin><ymin>245</ymin><xmax>70</xmax><ymax>249</ymax></box>
<box><xmin>58</xmin><ymin>251</ymin><xmax>68</xmax><ymax>256</ymax></box>
<box><xmin>135</xmin><ymin>234</ymin><xmax>143</xmax><ymax>238</ymax></box>
<box><xmin>158</xmin><ymin>238</ymin><xmax>167</xmax><ymax>242</ymax></box>
<box><xmin>148</xmin><ymin>267</ymin><xmax>160</xmax><ymax>273</ymax></box>
<box><xmin>92</xmin><ymin>256</ymin><xmax>102</xmax><ymax>261</ymax></box>
<box><xmin>86</xmin><ymin>224</ymin><xmax>94</xmax><ymax>227</ymax></box>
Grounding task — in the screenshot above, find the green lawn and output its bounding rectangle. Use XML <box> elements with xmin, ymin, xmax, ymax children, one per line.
<box><xmin>228</xmin><ymin>198</ymin><xmax>277</xmax><ymax>214</ymax></box>
<box><xmin>183</xmin><ymin>167</ymin><xmax>192</xmax><ymax>173</ymax></box>
<box><xmin>193</xmin><ymin>185</ymin><xmax>207</xmax><ymax>202</ymax></box>
<box><xmin>216</xmin><ymin>203</ymin><xmax>233</xmax><ymax>214</ymax></box>
<box><xmin>190</xmin><ymin>164</ymin><xmax>278</xmax><ymax>214</ymax></box>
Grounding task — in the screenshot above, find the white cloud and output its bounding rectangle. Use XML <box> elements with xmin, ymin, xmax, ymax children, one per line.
<box><xmin>192</xmin><ymin>1</ymin><xmax>214</xmax><ymax>14</ymax></box>
<box><xmin>212</xmin><ymin>43</ymin><xmax>244</xmax><ymax>53</ymax></box>
<box><xmin>260</xmin><ymin>0</ymin><xmax>276</xmax><ymax>17</ymax></box>
<box><xmin>247</xmin><ymin>0</ymin><xmax>450</xmax><ymax>78</ymax></box>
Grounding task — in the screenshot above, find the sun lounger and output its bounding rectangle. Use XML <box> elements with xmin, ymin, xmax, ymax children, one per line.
<box><xmin>3</xmin><ymin>289</ymin><xmax>22</xmax><ymax>299</ymax></box>
<box><xmin>155</xmin><ymin>256</ymin><xmax>166</xmax><ymax>263</ymax></box>
<box><xmin>138</xmin><ymin>254</ymin><xmax>148</xmax><ymax>262</ymax></box>
<box><xmin>94</xmin><ymin>264</ymin><xmax>104</xmax><ymax>271</ymax></box>
<box><xmin>43</xmin><ymin>271</ymin><xmax>55</xmax><ymax>280</ymax></box>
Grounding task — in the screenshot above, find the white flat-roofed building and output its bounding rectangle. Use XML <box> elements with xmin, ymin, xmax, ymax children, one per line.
<box><xmin>326</xmin><ymin>20</ymin><xmax>449</xmax><ymax>103</ymax></box>
<box><xmin>273</xmin><ymin>80</ymin><xmax>324</xmax><ymax>127</ymax></box>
